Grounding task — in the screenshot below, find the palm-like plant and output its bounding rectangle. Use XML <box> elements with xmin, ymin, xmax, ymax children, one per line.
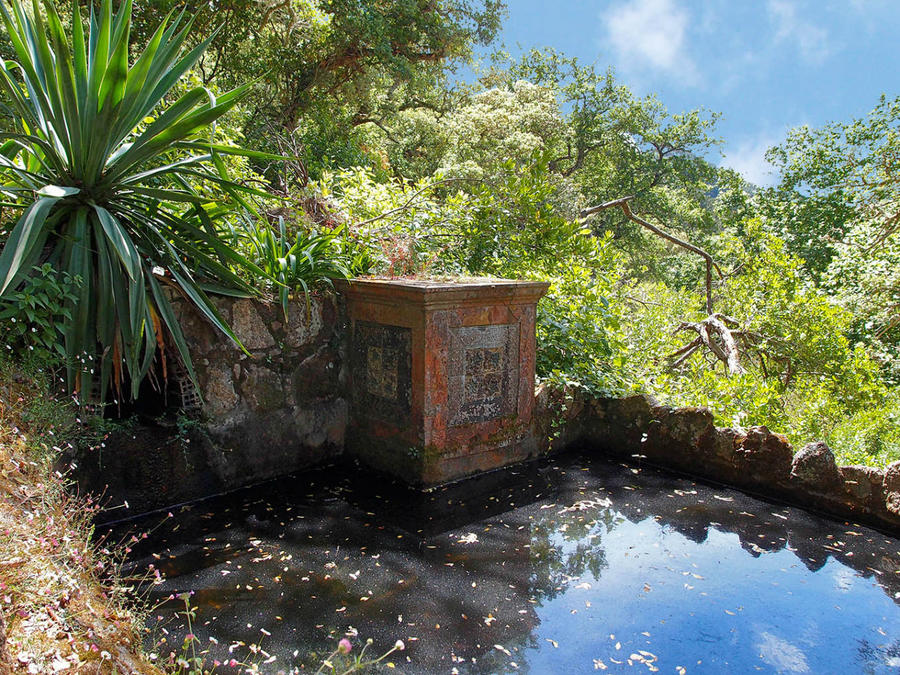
<box><xmin>0</xmin><ymin>0</ymin><xmax>271</xmax><ymax>401</ymax></box>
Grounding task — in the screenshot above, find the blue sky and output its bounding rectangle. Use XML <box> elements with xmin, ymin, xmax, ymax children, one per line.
<box><xmin>485</xmin><ymin>0</ymin><xmax>900</xmax><ymax>186</ymax></box>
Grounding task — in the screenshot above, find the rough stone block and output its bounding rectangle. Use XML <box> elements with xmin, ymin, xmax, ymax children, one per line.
<box><xmin>840</xmin><ymin>464</ymin><xmax>885</xmax><ymax>512</ymax></box>
<box><xmin>884</xmin><ymin>461</ymin><xmax>900</xmax><ymax>516</ymax></box>
<box><xmin>231</xmin><ymin>300</ymin><xmax>276</xmax><ymax>351</ymax></box>
<box><xmin>578</xmin><ymin>394</ymin><xmax>656</xmax><ymax>455</ymax></box>
<box><xmin>733</xmin><ymin>426</ymin><xmax>794</xmax><ymax>488</ymax></box>
<box><xmin>646</xmin><ymin>406</ymin><xmax>717</xmax><ymax>469</ymax></box>
<box><xmin>203</xmin><ymin>368</ymin><xmax>239</xmax><ymax>418</ymax></box>
<box><xmin>791</xmin><ymin>441</ymin><xmax>842</xmax><ymax>490</ymax></box>
<box><xmin>285</xmin><ymin>298</ymin><xmax>328</xmax><ymax>348</ymax></box>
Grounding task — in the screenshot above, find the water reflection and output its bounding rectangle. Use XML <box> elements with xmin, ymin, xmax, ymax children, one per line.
<box><xmin>111</xmin><ymin>453</ymin><xmax>900</xmax><ymax>673</ymax></box>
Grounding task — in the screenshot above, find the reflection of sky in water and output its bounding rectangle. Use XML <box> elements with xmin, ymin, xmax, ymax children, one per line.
<box><xmin>757</xmin><ymin>632</ymin><xmax>809</xmax><ymax>673</ymax></box>
<box><xmin>518</xmin><ymin>522</ymin><xmax>900</xmax><ymax>673</ymax></box>
<box><xmin>112</xmin><ymin>455</ymin><xmax>900</xmax><ymax>674</ymax></box>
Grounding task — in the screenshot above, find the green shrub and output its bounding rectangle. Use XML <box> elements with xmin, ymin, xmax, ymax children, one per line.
<box><xmin>0</xmin><ymin>263</ymin><xmax>80</xmax><ymax>366</ymax></box>
<box><xmin>824</xmin><ymin>394</ymin><xmax>900</xmax><ymax>467</ymax></box>
<box><xmin>228</xmin><ymin>215</ymin><xmax>360</xmax><ymax>316</ymax></box>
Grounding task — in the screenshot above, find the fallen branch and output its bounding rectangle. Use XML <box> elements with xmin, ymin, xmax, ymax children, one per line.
<box><xmin>668</xmin><ymin>336</ymin><xmax>702</xmax><ymax>369</ymax></box>
<box><xmin>582</xmin><ymin>196</ymin><xmax>750</xmax><ymax>376</ymax></box>
<box><xmin>669</xmin><ymin>316</ymin><xmax>746</xmax><ymax>375</ymax></box>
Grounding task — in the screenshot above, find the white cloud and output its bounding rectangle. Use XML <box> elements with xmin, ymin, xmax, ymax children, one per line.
<box><xmin>757</xmin><ymin>632</ymin><xmax>811</xmax><ymax>673</ymax></box>
<box><xmin>603</xmin><ymin>0</ymin><xmax>699</xmax><ymax>86</ymax></box>
<box><xmin>767</xmin><ymin>0</ymin><xmax>831</xmax><ymax>64</ymax></box>
<box><xmin>723</xmin><ymin>134</ymin><xmax>779</xmax><ymax>187</ymax></box>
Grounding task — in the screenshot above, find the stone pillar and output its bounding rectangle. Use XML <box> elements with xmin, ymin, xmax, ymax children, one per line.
<box><xmin>336</xmin><ymin>278</ymin><xmax>549</xmax><ymax>486</ymax></box>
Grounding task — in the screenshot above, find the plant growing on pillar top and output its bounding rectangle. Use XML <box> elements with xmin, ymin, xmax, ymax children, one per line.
<box><xmin>0</xmin><ymin>0</ymin><xmax>276</xmax><ymax>402</ymax></box>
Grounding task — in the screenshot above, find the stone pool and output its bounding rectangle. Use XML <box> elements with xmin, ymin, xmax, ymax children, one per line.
<box><xmin>110</xmin><ymin>453</ymin><xmax>900</xmax><ymax>673</ymax></box>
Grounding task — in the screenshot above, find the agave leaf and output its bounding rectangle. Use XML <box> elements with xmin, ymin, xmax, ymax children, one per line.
<box><xmin>148</xmin><ymin>272</ymin><xmax>198</xmax><ymax>393</ymax></box>
<box><xmin>0</xmin><ymin>196</ymin><xmax>59</xmax><ymax>293</ymax></box>
<box><xmin>37</xmin><ymin>184</ymin><xmax>79</xmax><ymax>197</ymax></box>
<box><xmin>0</xmin><ymin>0</ymin><xmax>272</xmax><ymax>401</ymax></box>
<box><xmin>93</xmin><ymin>205</ymin><xmax>139</xmax><ymax>281</ymax></box>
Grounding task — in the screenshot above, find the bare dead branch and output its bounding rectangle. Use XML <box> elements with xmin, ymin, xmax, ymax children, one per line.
<box><xmin>670</xmin><ymin>316</ymin><xmax>746</xmax><ymax>375</ymax></box>
<box><xmin>670</xmin><ymin>339</ymin><xmax>702</xmax><ymax>369</ymax></box>
<box><xmin>579</xmin><ymin>195</ymin><xmax>723</xmax><ymax>314</ymax></box>
<box><xmin>352</xmin><ymin>178</ymin><xmax>479</xmax><ymax>229</ymax></box>
<box><xmin>668</xmin><ymin>336</ymin><xmax>703</xmax><ymax>359</ymax></box>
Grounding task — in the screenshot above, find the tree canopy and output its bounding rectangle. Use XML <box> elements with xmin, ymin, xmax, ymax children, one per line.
<box><xmin>0</xmin><ymin>0</ymin><xmax>897</xmax><ymax>466</ymax></box>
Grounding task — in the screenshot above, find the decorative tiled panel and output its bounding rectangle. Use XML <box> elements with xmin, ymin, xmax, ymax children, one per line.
<box><xmin>351</xmin><ymin>321</ymin><xmax>412</xmax><ymax>423</ymax></box>
<box><xmin>448</xmin><ymin>324</ymin><xmax>519</xmax><ymax>426</ymax></box>
<box><xmin>366</xmin><ymin>346</ymin><xmax>399</xmax><ymax>399</ymax></box>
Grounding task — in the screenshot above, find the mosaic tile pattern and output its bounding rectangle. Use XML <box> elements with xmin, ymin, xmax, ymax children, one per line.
<box><xmin>448</xmin><ymin>324</ymin><xmax>519</xmax><ymax>426</ymax></box>
<box><xmin>366</xmin><ymin>346</ymin><xmax>399</xmax><ymax>399</ymax></box>
<box><xmin>351</xmin><ymin>321</ymin><xmax>412</xmax><ymax>423</ymax></box>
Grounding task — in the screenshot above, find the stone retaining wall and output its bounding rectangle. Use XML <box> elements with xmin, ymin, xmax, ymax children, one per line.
<box><xmin>70</xmin><ymin>288</ymin><xmax>900</xmax><ymax>533</ymax></box>
<box><xmin>534</xmin><ymin>387</ymin><xmax>900</xmax><ymax>533</ymax></box>
<box><xmin>174</xmin><ymin>293</ymin><xmax>347</xmax><ymax>482</ymax></box>
<box><xmin>72</xmin><ymin>294</ymin><xmax>347</xmax><ymax>517</ymax></box>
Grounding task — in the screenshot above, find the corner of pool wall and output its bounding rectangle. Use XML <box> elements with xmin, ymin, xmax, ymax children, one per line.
<box><xmin>335</xmin><ymin>277</ymin><xmax>549</xmax><ymax>487</ymax></box>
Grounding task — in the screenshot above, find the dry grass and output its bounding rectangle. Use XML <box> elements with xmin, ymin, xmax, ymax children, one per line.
<box><xmin>0</xmin><ymin>363</ymin><xmax>165</xmax><ymax>674</ymax></box>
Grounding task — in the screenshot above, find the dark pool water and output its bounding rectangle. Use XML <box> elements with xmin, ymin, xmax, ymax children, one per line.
<box><xmin>110</xmin><ymin>453</ymin><xmax>900</xmax><ymax>674</ymax></box>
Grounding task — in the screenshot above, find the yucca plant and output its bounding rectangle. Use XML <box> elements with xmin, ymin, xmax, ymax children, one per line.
<box><xmin>0</xmin><ymin>0</ymin><xmax>274</xmax><ymax>402</ymax></box>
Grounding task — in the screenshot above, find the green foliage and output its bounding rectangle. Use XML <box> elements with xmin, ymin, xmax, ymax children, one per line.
<box><xmin>228</xmin><ymin>215</ymin><xmax>358</xmax><ymax>317</ymax></box>
<box><xmin>761</xmin><ymin>95</ymin><xmax>900</xmax><ymax>382</ymax></box>
<box><xmin>316</xmin><ymin>166</ymin><xmax>453</xmax><ymax>275</ymax></box>
<box><xmin>715</xmin><ymin>222</ymin><xmax>864</xmax><ymax>391</ymax></box>
<box><xmin>611</xmin><ymin>225</ymin><xmax>892</xmax><ymax>464</ymax></box>
<box><xmin>763</xmin><ymin>94</ymin><xmax>900</xmax><ymax>275</ymax></box>
<box><xmin>0</xmin><ymin>0</ymin><xmax>269</xmax><ymax>401</ymax></box>
<box><xmin>498</xmin><ymin>50</ymin><xmax>724</xmax><ymax>264</ymax></box>
<box><xmin>536</xmin><ymin>255</ymin><xmax>626</xmax><ymax>395</ymax></box>
<box><xmin>0</xmin><ymin>263</ymin><xmax>80</xmax><ymax>364</ymax></box>
<box><xmin>435</xmin><ymin>80</ymin><xmax>568</xmax><ymax>178</ymax></box>
<box><xmin>0</xmin><ymin>353</ymin><xmax>96</xmax><ymax>462</ymax></box>
<box><xmin>826</xmin><ymin>218</ymin><xmax>900</xmax><ymax>382</ymax></box>
<box><xmin>824</xmin><ymin>393</ymin><xmax>900</xmax><ymax>467</ymax></box>
<box><xmin>131</xmin><ymin>0</ymin><xmax>505</xmax><ymax>180</ymax></box>
<box><xmin>443</xmin><ymin>154</ymin><xmax>591</xmax><ymax>276</ymax></box>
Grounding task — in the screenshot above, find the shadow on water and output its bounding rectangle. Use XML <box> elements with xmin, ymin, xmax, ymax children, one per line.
<box><xmin>107</xmin><ymin>451</ymin><xmax>900</xmax><ymax>674</ymax></box>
